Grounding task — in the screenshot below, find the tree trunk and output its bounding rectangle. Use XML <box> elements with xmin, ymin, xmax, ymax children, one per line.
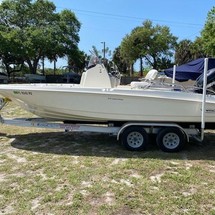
<box><xmin>42</xmin><ymin>56</ymin><xmax>45</xmax><ymax>75</ymax></box>
<box><xmin>129</xmin><ymin>64</ymin><xmax>134</xmax><ymax>76</ymax></box>
<box><xmin>26</xmin><ymin>58</ymin><xmax>40</xmax><ymax>74</ymax></box>
<box><xmin>152</xmin><ymin>55</ymin><xmax>157</xmax><ymax>69</ymax></box>
<box><xmin>4</xmin><ymin>63</ymin><xmax>10</xmax><ymax>77</ymax></box>
<box><xmin>54</xmin><ymin>59</ymin><xmax>56</xmax><ymax>75</ymax></box>
<box><xmin>140</xmin><ymin>57</ymin><xmax>143</xmax><ymax>77</ymax></box>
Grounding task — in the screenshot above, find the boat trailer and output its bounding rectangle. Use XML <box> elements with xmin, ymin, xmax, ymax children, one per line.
<box><xmin>0</xmin><ymin>97</ymin><xmax>201</xmax><ymax>153</ymax></box>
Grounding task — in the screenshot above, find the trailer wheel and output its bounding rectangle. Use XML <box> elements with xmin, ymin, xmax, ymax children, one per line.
<box><xmin>156</xmin><ymin>127</ymin><xmax>186</xmax><ymax>152</ymax></box>
<box><xmin>121</xmin><ymin>126</ymin><xmax>148</xmax><ymax>151</ymax></box>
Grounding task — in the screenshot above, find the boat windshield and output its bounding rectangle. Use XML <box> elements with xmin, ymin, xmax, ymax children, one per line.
<box><xmin>87</xmin><ymin>54</ymin><xmax>120</xmax><ymax>79</ymax></box>
<box><xmin>87</xmin><ymin>55</ymin><xmax>101</xmax><ymax>68</ymax></box>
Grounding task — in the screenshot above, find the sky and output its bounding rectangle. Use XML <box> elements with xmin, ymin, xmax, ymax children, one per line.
<box><xmin>49</xmin><ymin>0</ymin><xmax>214</xmax><ymax>67</ymax></box>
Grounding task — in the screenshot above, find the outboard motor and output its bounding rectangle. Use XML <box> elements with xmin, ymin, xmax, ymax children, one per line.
<box><xmin>195</xmin><ymin>68</ymin><xmax>215</xmax><ymax>94</ymax></box>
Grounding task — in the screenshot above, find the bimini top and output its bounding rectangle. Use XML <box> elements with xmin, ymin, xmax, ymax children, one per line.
<box><xmin>164</xmin><ymin>58</ymin><xmax>215</xmax><ymax>82</ymax></box>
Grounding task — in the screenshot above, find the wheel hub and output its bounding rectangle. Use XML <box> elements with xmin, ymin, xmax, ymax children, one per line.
<box><xmin>127</xmin><ymin>132</ymin><xmax>144</xmax><ymax>148</ymax></box>
<box><xmin>163</xmin><ymin>133</ymin><xmax>180</xmax><ymax>149</ymax></box>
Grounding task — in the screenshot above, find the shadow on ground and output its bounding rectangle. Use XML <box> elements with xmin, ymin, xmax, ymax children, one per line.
<box><xmin>1</xmin><ymin>131</ymin><xmax>215</xmax><ymax>160</ymax></box>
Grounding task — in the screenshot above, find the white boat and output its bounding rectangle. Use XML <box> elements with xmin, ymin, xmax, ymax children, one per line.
<box><xmin>0</xmin><ymin>56</ymin><xmax>215</xmax><ymax>128</ymax></box>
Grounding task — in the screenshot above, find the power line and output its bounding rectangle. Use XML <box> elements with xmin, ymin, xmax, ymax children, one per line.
<box><xmin>56</xmin><ymin>6</ymin><xmax>204</xmax><ymax>28</ymax></box>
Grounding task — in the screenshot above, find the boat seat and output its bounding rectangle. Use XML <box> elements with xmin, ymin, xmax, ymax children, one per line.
<box><xmin>142</xmin><ymin>69</ymin><xmax>158</xmax><ymax>80</ymax></box>
<box><xmin>130</xmin><ymin>81</ymin><xmax>150</xmax><ymax>89</ymax></box>
<box><xmin>130</xmin><ymin>69</ymin><xmax>158</xmax><ymax>89</ymax></box>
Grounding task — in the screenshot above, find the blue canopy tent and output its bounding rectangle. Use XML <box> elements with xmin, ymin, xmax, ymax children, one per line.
<box><xmin>164</xmin><ymin>58</ymin><xmax>215</xmax><ymax>82</ymax></box>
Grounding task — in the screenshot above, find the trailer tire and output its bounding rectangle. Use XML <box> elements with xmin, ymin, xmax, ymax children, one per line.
<box><xmin>156</xmin><ymin>127</ymin><xmax>186</xmax><ymax>152</ymax></box>
<box><xmin>120</xmin><ymin>126</ymin><xmax>148</xmax><ymax>151</ymax></box>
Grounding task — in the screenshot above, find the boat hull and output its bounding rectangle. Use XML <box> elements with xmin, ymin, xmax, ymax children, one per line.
<box><xmin>1</xmin><ymin>84</ymin><xmax>215</xmax><ymax>124</ymax></box>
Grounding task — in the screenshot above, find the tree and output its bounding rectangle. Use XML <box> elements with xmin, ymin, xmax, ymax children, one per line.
<box><xmin>120</xmin><ymin>20</ymin><xmax>177</xmax><ymax>75</ymax></box>
<box><xmin>0</xmin><ymin>0</ymin><xmax>81</xmax><ymax>74</ymax></box>
<box><xmin>0</xmin><ymin>31</ymin><xmax>24</xmax><ymax>76</ymax></box>
<box><xmin>91</xmin><ymin>46</ymin><xmax>101</xmax><ymax>57</ymax></box>
<box><xmin>120</xmin><ymin>34</ymin><xmax>138</xmax><ymax>75</ymax></box>
<box><xmin>112</xmin><ymin>46</ymin><xmax>128</xmax><ymax>74</ymax></box>
<box><xmin>191</xmin><ymin>37</ymin><xmax>207</xmax><ymax>59</ymax></box>
<box><xmin>91</xmin><ymin>45</ymin><xmax>111</xmax><ymax>59</ymax></box>
<box><xmin>0</xmin><ymin>54</ymin><xmax>24</xmax><ymax>77</ymax></box>
<box><xmin>68</xmin><ymin>48</ymin><xmax>86</xmax><ymax>73</ymax></box>
<box><xmin>175</xmin><ymin>38</ymin><xmax>207</xmax><ymax>65</ymax></box>
<box><xmin>175</xmin><ymin>39</ymin><xmax>193</xmax><ymax>65</ymax></box>
<box><xmin>201</xmin><ymin>6</ymin><xmax>215</xmax><ymax>56</ymax></box>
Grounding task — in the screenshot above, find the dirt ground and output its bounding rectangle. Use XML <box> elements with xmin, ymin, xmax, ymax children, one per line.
<box><xmin>0</xmin><ymin>102</ymin><xmax>215</xmax><ymax>214</ymax></box>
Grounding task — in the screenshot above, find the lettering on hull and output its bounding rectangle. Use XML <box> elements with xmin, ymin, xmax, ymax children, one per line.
<box><xmin>13</xmin><ymin>91</ymin><xmax>32</xmax><ymax>95</ymax></box>
<box><xmin>108</xmin><ymin>97</ymin><xmax>124</xmax><ymax>101</ymax></box>
<box><xmin>206</xmin><ymin>109</ymin><xmax>215</xmax><ymax>113</ymax></box>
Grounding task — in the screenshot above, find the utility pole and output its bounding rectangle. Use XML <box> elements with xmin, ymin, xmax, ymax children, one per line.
<box><xmin>101</xmin><ymin>41</ymin><xmax>105</xmax><ymax>59</ymax></box>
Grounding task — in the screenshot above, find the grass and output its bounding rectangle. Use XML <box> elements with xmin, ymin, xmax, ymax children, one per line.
<box><xmin>0</xmin><ymin>102</ymin><xmax>215</xmax><ymax>214</ymax></box>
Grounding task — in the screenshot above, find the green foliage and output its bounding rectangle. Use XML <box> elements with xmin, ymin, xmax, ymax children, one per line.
<box><xmin>201</xmin><ymin>6</ymin><xmax>215</xmax><ymax>56</ymax></box>
<box><xmin>175</xmin><ymin>39</ymin><xmax>193</xmax><ymax>65</ymax></box>
<box><xmin>191</xmin><ymin>37</ymin><xmax>207</xmax><ymax>59</ymax></box>
<box><xmin>120</xmin><ymin>34</ymin><xmax>137</xmax><ymax>65</ymax></box>
<box><xmin>68</xmin><ymin>49</ymin><xmax>86</xmax><ymax>72</ymax></box>
<box><xmin>91</xmin><ymin>45</ymin><xmax>111</xmax><ymax>59</ymax></box>
<box><xmin>120</xmin><ymin>20</ymin><xmax>177</xmax><ymax>72</ymax></box>
<box><xmin>0</xmin><ymin>0</ymin><xmax>81</xmax><ymax>74</ymax></box>
<box><xmin>91</xmin><ymin>45</ymin><xmax>101</xmax><ymax>58</ymax></box>
<box><xmin>175</xmin><ymin>38</ymin><xmax>207</xmax><ymax>65</ymax></box>
<box><xmin>112</xmin><ymin>46</ymin><xmax>128</xmax><ymax>74</ymax></box>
